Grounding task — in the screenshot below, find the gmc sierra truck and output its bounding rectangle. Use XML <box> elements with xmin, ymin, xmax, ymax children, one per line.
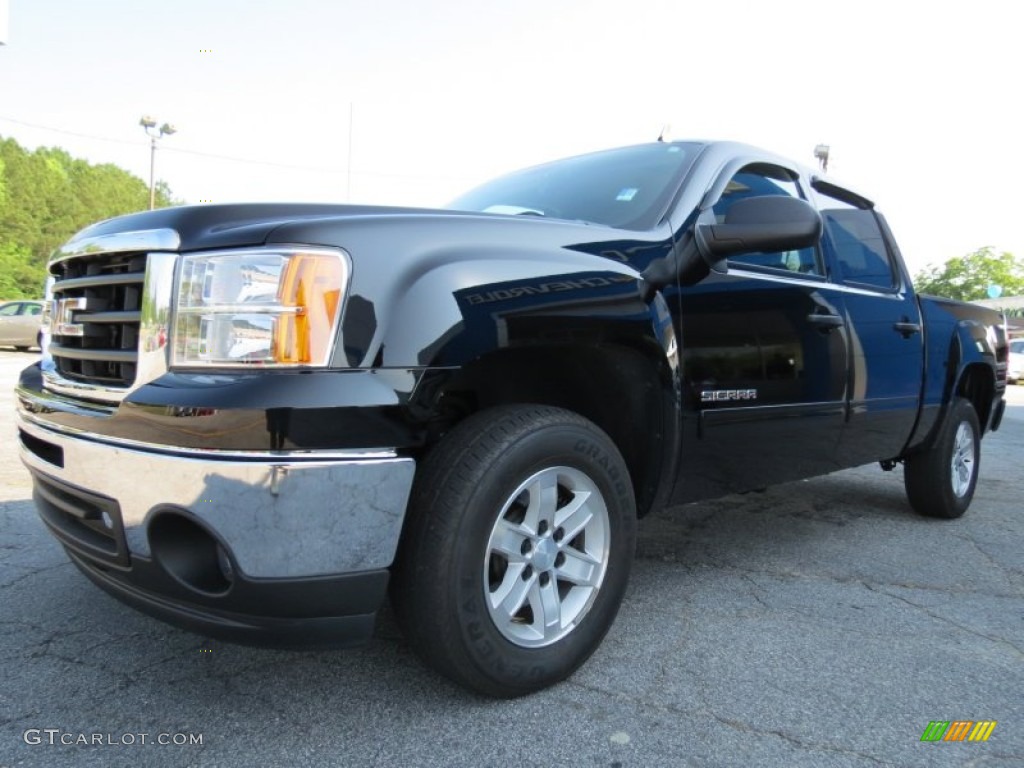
<box><xmin>16</xmin><ymin>141</ymin><xmax>1009</xmax><ymax>697</ymax></box>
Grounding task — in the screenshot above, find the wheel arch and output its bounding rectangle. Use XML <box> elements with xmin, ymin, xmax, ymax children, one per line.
<box><xmin>955</xmin><ymin>363</ymin><xmax>996</xmax><ymax>430</ymax></box>
<box><xmin>910</xmin><ymin>303</ymin><xmax>1003</xmax><ymax>455</ymax></box>
<box><xmin>411</xmin><ymin>339</ymin><xmax>679</xmax><ymax>519</ymax></box>
<box><xmin>945</xmin><ymin>313</ymin><xmax>999</xmax><ymax>432</ymax></box>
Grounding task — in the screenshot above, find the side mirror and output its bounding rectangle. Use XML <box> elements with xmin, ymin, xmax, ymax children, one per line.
<box><xmin>694</xmin><ymin>195</ymin><xmax>822</xmax><ymax>265</ymax></box>
<box><xmin>639</xmin><ymin>195</ymin><xmax>824</xmax><ymax>298</ymax></box>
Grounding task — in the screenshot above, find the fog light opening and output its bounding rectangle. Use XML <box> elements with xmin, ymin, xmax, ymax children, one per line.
<box><xmin>148</xmin><ymin>510</ymin><xmax>234</xmax><ymax>596</ymax></box>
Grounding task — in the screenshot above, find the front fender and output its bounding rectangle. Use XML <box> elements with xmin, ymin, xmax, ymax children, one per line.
<box><xmin>263</xmin><ymin>213</ymin><xmax>674</xmax><ymax>370</ymax></box>
<box><xmin>374</xmin><ymin>257</ymin><xmax>668</xmax><ymax>368</ymax></box>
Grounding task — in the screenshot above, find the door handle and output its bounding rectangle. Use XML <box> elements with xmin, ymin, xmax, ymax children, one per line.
<box><xmin>807</xmin><ymin>313</ymin><xmax>844</xmax><ymax>330</ymax></box>
<box><xmin>893</xmin><ymin>321</ymin><xmax>921</xmax><ymax>338</ymax></box>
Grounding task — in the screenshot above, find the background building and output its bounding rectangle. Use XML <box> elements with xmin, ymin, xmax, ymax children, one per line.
<box><xmin>974</xmin><ymin>296</ymin><xmax>1024</xmax><ymax>336</ymax></box>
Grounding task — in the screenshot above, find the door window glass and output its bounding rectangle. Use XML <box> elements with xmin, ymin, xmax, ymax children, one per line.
<box><xmin>816</xmin><ymin>191</ymin><xmax>895</xmax><ymax>290</ymax></box>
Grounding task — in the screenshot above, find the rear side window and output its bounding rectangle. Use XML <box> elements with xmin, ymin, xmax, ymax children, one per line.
<box><xmin>816</xmin><ymin>191</ymin><xmax>895</xmax><ymax>290</ymax></box>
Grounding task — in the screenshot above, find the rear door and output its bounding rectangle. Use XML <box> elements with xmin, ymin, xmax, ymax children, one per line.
<box><xmin>0</xmin><ymin>302</ymin><xmax>25</xmax><ymax>345</ymax></box>
<box><xmin>7</xmin><ymin>302</ymin><xmax>42</xmax><ymax>346</ymax></box>
<box><xmin>811</xmin><ymin>182</ymin><xmax>924</xmax><ymax>464</ymax></box>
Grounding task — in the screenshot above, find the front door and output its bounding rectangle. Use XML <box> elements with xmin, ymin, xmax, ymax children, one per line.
<box><xmin>671</xmin><ymin>164</ymin><xmax>849</xmax><ymax>503</ymax></box>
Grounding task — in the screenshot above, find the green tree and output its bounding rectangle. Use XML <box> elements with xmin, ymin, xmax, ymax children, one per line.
<box><xmin>0</xmin><ymin>241</ymin><xmax>47</xmax><ymax>299</ymax></box>
<box><xmin>0</xmin><ymin>135</ymin><xmax>178</xmax><ymax>278</ymax></box>
<box><xmin>914</xmin><ymin>247</ymin><xmax>1024</xmax><ymax>301</ymax></box>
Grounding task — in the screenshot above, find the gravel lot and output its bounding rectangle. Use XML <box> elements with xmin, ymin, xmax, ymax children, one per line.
<box><xmin>1</xmin><ymin>348</ymin><xmax>1022</xmax><ymax>767</ymax></box>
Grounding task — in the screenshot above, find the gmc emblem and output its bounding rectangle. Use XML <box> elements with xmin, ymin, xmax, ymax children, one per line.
<box><xmin>52</xmin><ymin>297</ymin><xmax>89</xmax><ymax>337</ymax></box>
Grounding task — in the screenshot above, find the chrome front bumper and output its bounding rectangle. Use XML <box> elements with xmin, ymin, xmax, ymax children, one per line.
<box><xmin>18</xmin><ymin>416</ymin><xmax>415</xmax><ymax>579</ymax></box>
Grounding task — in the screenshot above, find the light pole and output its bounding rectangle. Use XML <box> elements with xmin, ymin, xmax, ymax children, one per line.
<box><xmin>814</xmin><ymin>144</ymin><xmax>830</xmax><ymax>172</ymax></box>
<box><xmin>139</xmin><ymin>116</ymin><xmax>177</xmax><ymax>210</ymax></box>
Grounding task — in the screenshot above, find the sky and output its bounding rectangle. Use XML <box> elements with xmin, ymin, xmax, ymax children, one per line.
<box><xmin>1</xmin><ymin>0</ymin><xmax>1021</xmax><ymax>276</ymax></box>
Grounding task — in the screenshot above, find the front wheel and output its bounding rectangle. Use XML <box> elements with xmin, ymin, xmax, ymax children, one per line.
<box><xmin>904</xmin><ymin>397</ymin><xmax>980</xmax><ymax>519</ymax></box>
<box><xmin>391</xmin><ymin>405</ymin><xmax>636</xmax><ymax>697</ymax></box>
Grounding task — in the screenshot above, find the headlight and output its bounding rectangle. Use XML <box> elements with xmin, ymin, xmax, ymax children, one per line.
<box><xmin>171</xmin><ymin>247</ymin><xmax>349</xmax><ymax>367</ymax></box>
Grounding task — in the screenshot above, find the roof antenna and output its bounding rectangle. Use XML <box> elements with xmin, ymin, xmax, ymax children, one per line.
<box><xmin>657</xmin><ymin>124</ymin><xmax>671</xmax><ymax>142</ymax></box>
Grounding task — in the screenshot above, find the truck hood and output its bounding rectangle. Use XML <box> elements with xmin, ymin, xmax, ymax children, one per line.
<box><xmin>59</xmin><ymin>201</ymin><xmax>668</xmax><ymax>273</ymax></box>
<box><xmin>61</xmin><ymin>203</ymin><xmax>465</xmax><ymax>254</ymax></box>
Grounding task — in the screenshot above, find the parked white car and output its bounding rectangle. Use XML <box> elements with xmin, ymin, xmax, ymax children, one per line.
<box><xmin>0</xmin><ymin>300</ymin><xmax>44</xmax><ymax>351</ymax></box>
<box><xmin>1009</xmin><ymin>338</ymin><xmax>1024</xmax><ymax>384</ymax></box>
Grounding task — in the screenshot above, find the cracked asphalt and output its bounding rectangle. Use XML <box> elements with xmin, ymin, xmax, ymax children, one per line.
<box><xmin>1</xmin><ymin>348</ymin><xmax>1022</xmax><ymax>767</ymax></box>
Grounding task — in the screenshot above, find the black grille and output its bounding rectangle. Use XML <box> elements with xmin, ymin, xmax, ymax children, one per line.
<box><xmin>50</xmin><ymin>252</ymin><xmax>146</xmax><ymax>388</ymax></box>
<box><xmin>30</xmin><ymin>470</ymin><xmax>130</xmax><ymax>568</ymax></box>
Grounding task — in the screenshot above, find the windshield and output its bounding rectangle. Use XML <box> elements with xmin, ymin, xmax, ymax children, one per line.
<box><xmin>447</xmin><ymin>142</ymin><xmax>700</xmax><ymax>230</ymax></box>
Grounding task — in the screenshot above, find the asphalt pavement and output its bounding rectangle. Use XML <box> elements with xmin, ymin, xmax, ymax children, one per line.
<box><xmin>1</xmin><ymin>348</ymin><xmax>1022</xmax><ymax>767</ymax></box>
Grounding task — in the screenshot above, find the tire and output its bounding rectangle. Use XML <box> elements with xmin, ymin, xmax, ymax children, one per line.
<box><xmin>15</xmin><ymin>346</ymin><xmax>29</xmax><ymax>353</ymax></box>
<box><xmin>904</xmin><ymin>397</ymin><xmax>980</xmax><ymax>519</ymax></box>
<box><xmin>391</xmin><ymin>404</ymin><xmax>636</xmax><ymax>697</ymax></box>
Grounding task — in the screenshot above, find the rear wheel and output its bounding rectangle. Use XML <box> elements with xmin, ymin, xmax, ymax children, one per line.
<box><xmin>904</xmin><ymin>397</ymin><xmax>980</xmax><ymax>519</ymax></box>
<box><xmin>391</xmin><ymin>404</ymin><xmax>636</xmax><ymax>697</ymax></box>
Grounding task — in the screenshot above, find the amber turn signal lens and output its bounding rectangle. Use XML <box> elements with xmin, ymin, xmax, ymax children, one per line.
<box><xmin>274</xmin><ymin>254</ymin><xmax>344</xmax><ymax>364</ymax></box>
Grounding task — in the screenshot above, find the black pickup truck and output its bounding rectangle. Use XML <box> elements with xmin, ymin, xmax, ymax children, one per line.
<box><xmin>16</xmin><ymin>141</ymin><xmax>1009</xmax><ymax>697</ymax></box>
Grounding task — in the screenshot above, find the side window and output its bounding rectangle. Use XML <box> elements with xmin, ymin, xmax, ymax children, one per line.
<box><xmin>24</xmin><ymin>304</ymin><xmax>42</xmax><ymax>316</ymax></box>
<box><xmin>816</xmin><ymin>190</ymin><xmax>896</xmax><ymax>290</ymax></box>
<box><xmin>712</xmin><ymin>166</ymin><xmax>821</xmax><ymax>276</ymax></box>
<box><xmin>0</xmin><ymin>303</ymin><xmax>21</xmax><ymax>317</ymax></box>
